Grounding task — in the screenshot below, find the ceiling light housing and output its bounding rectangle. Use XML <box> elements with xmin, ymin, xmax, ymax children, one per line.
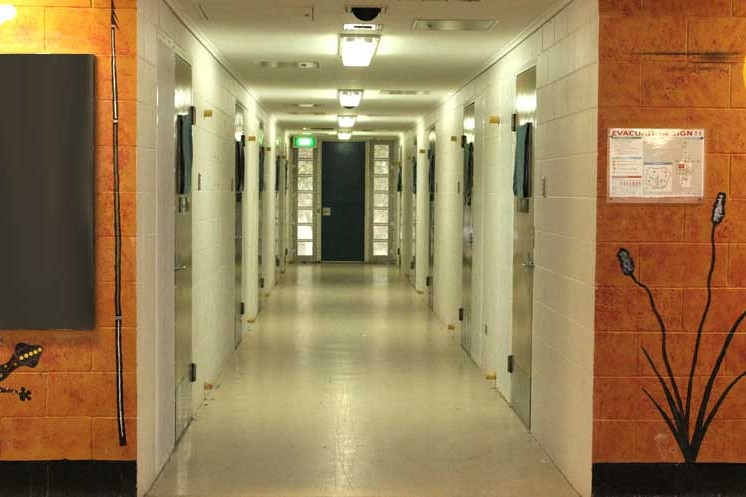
<box><xmin>338</xmin><ymin>115</ymin><xmax>357</xmax><ymax>128</ymax></box>
<box><xmin>339</xmin><ymin>34</ymin><xmax>380</xmax><ymax>67</ymax></box>
<box><xmin>338</xmin><ymin>89</ymin><xmax>364</xmax><ymax>109</ymax></box>
<box><xmin>337</xmin><ymin>130</ymin><xmax>353</xmax><ymax>141</ymax></box>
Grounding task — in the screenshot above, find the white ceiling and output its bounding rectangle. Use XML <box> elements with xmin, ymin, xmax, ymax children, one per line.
<box><xmin>177</xmin><ymin>0</ymin><xmax>557</xmax><ymax>133</ymax></box>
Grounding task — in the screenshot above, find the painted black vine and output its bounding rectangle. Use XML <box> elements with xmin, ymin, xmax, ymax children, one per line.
<box><xmin>616</xmin><ymin>192</ymin><xmax>746</xmax><ymax>463</ymax></box>
<box><xmin>111</xmin><ymin>0</ymin><xmax>127</xmax><ymax>447</ymax></box>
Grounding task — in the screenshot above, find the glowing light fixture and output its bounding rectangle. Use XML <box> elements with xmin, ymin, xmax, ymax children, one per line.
<box><xmin>339</xmin><ymin>34</ymin><xmax>380</xmax><ymax>67</ymax></box>
<box><xmin>0</xmin><ymin>4</ymin><xmax>16</xmax><ymax>25</ymax></box>
<box><xmin>337</xmin><ymin>115</ymin><xmax>357</xmax><ymax>128</ymax></box>
<box><xmin>337</xmin><ymin>130</ymin><xmax>353</xmax><ymax>141</ymax></box>
<box><xmin>338</xmin><ymin>89</ymin><xmax>363</xmax><ymax>109</ymax></box>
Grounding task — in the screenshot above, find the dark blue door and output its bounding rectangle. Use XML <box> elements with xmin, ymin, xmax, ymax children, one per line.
<box><xmin>322</xmin><ymin>141</ymin><xmax>366</xmax><ymax>262</ymax></box>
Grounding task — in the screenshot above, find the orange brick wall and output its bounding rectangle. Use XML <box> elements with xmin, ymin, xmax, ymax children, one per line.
<box><xmin>595</xmin><ymin>0</ymin><xmax>746</xmax><ymax>463</ymax></box>
<box><xmin>0</xmin><ymin>0</ymin><xmax>137</xmax><ymax>461</ymax></box>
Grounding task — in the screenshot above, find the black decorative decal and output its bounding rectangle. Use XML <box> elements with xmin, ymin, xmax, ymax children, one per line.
<box><xmin>0</xmin><ymin>343</ymin><xmax>43</xmax><ymax>401</ymax></box>
<box><xmin>110</xmin><ymin>0</ymin><xmax>127</xmax><ymax>447</ymax></box>
<box><xmin>616</xmin><ymin>192</ymin><xmax>746</xmax><ymax>463</ymax></box>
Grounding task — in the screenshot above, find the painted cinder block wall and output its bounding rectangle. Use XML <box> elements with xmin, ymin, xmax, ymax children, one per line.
<box><xmin>0</xmin><ymin>0</ymin><xmax>138</xmax><ymax>468</ymax></box>
<box><xmin>594</xmin><ymin>0</ymin><xmax>746</xmax><ymax>485</ymax></box>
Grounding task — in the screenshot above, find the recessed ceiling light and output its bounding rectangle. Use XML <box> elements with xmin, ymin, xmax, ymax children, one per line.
<box><xmin>338</xmin><ymin>130</ymin><xmax>353</xmax><ymax>141</ymax></box>
<box><xmin>339</xmin><ymin>34</ymin><xmax>380</xmax><ymax>67</ymax></box>
<box><xmin>412</xmin><ymin>19</ymin><xmax>497</xmax><ymax>31</ymax></box>
<box><xmin>296</xmin><ymin>103</ymin><xmax>318</xmax><ymax>108</ymax></box>
<box><xmin>338</xmin><ymin>115</ymin><xmax>357</xmax><ymax>128</ymax></box>
<box><xmin>339</xmin><ymin>89</ymin><xmax>364</xmax><ymax>109</ymax></box>
<box><xmin>343</xmin><ymin>23</ymin><xmax>382</xmax><ymax>32</ymax></box>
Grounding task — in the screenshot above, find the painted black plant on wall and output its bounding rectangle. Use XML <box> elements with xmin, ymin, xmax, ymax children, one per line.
<box><xmin>617</xmin><ymin>192</ymin><xmax>746</xmax><ymax>463</ymax></box>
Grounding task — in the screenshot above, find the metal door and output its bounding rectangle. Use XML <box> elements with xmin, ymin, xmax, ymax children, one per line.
<box><xmin>511</xmin><ymin>66</ymin><xmax>537</xmax><ymax>428</ymax></box>
<box><xmin>427</xmin><ymin>128</ymin><xmax>436</xmax><ymax>310</ymax></box>
<box><xmin>234</xmin><ymin>105</ymin><xmax>245</xmax><ymax>348</ymax></box>
<box><xmin>461</xmin><ymin>104</ymin><xmax>476</xmax><ymax>354</ymax></box>
<box><xmin>321</xmin><ymin>141</ymin><xmax>366</xmax><ymax>262</ymax></box>
<box><xmin>174</xmin><ymin>54</ymin><xmax>193</xmax><ymax>441</ymax></box>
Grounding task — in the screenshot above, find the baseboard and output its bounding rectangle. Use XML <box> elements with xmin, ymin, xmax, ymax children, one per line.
<box><xmin>0</xmin><ymin>460</ymin><xmax>136</xmax><ymax>497</ymax></box>
<box><xmin>593</xmin><ymin>463</ymin><xmax>746</xmax><ymax>497</ymax></box>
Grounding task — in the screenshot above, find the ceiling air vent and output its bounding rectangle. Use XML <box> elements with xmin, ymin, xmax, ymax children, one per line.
<box><xmin>256</xmin><ymin>61</ymin><xmax>320</xmax><ymax>69</ymax></box>
<box><xmin>412</xmin><ymin>19</ymin><xmax>496</xmax><ymax>31</ymax></box>
<box><xmin>379</xmin><ymin>90</ymin><xmax>430</xmax><ymax>96</ymax></box>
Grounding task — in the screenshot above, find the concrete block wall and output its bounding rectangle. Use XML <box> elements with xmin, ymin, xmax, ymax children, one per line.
<box><xmin>136</xmin><ymin>1</ymin><xmax>276</xmax><ymax>493</ymax></box>
<box><xmin>413</xmin><ymin>0</ymin><xmax>598</xmax><ymax>494</ymax></box>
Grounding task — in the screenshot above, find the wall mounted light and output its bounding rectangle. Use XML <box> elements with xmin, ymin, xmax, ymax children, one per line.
<box><xmin>338</xmin><ymin>89</ymin><xmax>363</xmax><ymax>109</ymax></box>
<box><xmin>339</xmin><ymin>34</ymin><xmax>380</xmax><ymax>67</ymax></box>
<box><xmin>337</xmin><ymin>115</ymin><xmax>357</xmax><ymax>128</ymax></box>
<box><xmin>337</xmin><ymin>130</ymin><xmax>353</xmax><ymax>141</ymax></box>
<box><xmin>0</xmin><ymin>5</ymin><xmax>17</xmax><ymax>26</ymax></box>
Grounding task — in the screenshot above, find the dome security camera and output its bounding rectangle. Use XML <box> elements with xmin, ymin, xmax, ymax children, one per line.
<box><xmin>350</xmin><ymin>7</ymin><xmax>382</xmax><ymax>22</ymax></box>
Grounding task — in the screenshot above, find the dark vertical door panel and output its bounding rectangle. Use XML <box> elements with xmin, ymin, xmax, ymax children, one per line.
<box><xmin>321</xmin><ymin>142</ymin><xmax>365</xmax><ymax>262</ymax></box>
<box><xmin>0</xmin><ymin>54</ymin><xmax>95</xmax><ymax>330</ymax></box>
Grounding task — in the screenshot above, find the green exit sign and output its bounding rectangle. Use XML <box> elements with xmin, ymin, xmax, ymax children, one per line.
<box><xmin>293</xmin><ymin>136</ymin><xmax>317</xmax><ymax>148</ymax></box>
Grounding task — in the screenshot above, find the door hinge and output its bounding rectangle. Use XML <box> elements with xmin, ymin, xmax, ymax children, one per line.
<box><xmin>260</xmin><ymin>278</ymin><xmax>265</xmax><ymax>289</ymax></box>
<box><xmin>507</xmin><ymin>355</ymin><xmax>515</xmax><ymax>374</ymax></box>
<box><xmin>240</xmin><ymin>302</ymin><xmax>245</xmax><ymax>315</ymax></box>
<box><xmin>426</xmin><ymin>276</ymin><xmax>431</xmax><ymax>287</ymax></box>
<box><xmin>458</xmin><ymin>308</ymin><xmax>464</xmax><ymax>321</ymax></box>
<box><xmin>190</xmin><ymin>363</ymin><xmax>197</xmax><ymax>382</ymax></box>
<box><xmin>275</xmin><ymin>256</ymin><xmax>280</xmax><ymax>267</ymax></box>
<box><xmin>410</xmin><ymin>260</ymin><xmax>415</xmax><ymax>270</ymax></box>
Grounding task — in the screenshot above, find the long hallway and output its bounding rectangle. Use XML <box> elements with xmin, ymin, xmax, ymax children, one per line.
<box><xmin>148</xmin><ymin>265</ymin><xmax>578</xmax><ymax>497</ymax></box>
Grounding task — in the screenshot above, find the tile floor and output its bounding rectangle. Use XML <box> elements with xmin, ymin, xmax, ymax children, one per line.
<box><xmin>147</xmin><ymin>264</ymin><xmax>579</xmax><ymax>497</ymax></box>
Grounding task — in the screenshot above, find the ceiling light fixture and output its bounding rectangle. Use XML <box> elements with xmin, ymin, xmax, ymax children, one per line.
<box><xmin>0</xmin><ymin>4</ymin><xmax>16</xmax><ymax>25</ymax></box>
<box><xmin>337</xmin><ymin>130</ymin><xmax>353</xmax><ymax>141</ymax></box>
<box><xmin>339</xmin><ymin>34</ymin><xmax>380</xmax><ymax>67</ymax></box>
<box><xmin>338</xmin><ymin>115</ymin><xmax>357</xmax><ymax>128</ymax></box>
<box><xmin>338</xmin><ymin>89</ymin><xmax>364</xmax><ymax>109</ymax></box>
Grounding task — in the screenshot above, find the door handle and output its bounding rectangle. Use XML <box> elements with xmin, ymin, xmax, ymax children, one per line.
<box><xmin>174</xmin><ymin>264</ymin><xmax>188</xmax><ymax>272</ymax></box>
<box><xmin>521</xmin><ymin>259</ymin><xmax>535</xmax><ymax>270</ymax></box>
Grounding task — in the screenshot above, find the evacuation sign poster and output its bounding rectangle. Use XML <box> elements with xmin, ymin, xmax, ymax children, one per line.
<box><xmin>608</xmin><ymin>129</ymin><xmax>706</xmax><ymax>202</ymax></box>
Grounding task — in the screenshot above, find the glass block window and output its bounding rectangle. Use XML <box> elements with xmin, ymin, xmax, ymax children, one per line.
<box><xmin>371</xmin><ymin>142</ymin><xmax>393</xmax><ymax>260</ymax></box>
<box><xmin>295</xmin><ymin>144</ymin><xmax>316</xmax><ymax>260</ymax></box>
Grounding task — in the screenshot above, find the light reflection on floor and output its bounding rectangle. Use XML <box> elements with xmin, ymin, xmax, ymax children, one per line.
<box><xmin>148</xmin><ymin>264</ymin><xmax>579</xmax><ymax>497</ymax></box>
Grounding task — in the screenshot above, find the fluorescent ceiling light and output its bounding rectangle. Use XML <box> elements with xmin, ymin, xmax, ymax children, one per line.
<box><xmin>339</xmin><ymin>35</ymin><xmax>380</xmax><ymax>67</ymax></box>
<box><xmin>338</xmin><ymin>115</ymin><xmax>357</xmax><ymax>128</ymax></box>
<box><xmin>337</xmin><ymin>130</ymin><xmax>353</xmax><ymax>141</ymax></box>
<box><xmin>343</xmin><ymin>23</ymin><xmax>382</xmax><ymax>32</ymax></box>
<box><xmin>0</xmin><ymin>4</ymin><xmax>17</xmax><ymax>25</ymax></box>
<box><xmin>339</xmin><ymin>89</ymin><xmax>363</xmax><ymax>109</ymax></box>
